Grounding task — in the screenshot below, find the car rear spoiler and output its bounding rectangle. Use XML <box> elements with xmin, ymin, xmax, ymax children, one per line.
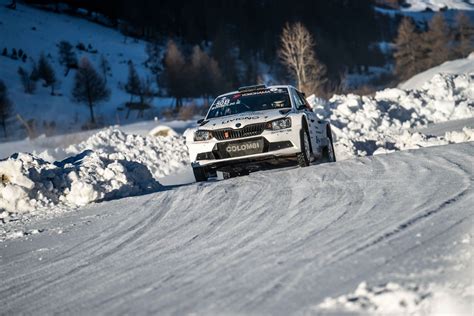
<box><xmin>238</xmin><ymin>84</ymin><xmax>267</xmax><ymax>93</ymax></box>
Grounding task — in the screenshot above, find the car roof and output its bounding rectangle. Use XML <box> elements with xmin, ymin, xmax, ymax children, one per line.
<box><xmin>216</xmin><ymin>85</ymin><xmax>296</xmax><ymax>98</ymax></box>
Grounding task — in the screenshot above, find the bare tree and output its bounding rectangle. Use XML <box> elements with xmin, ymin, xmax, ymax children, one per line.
<box><xmin>37</xmin><ymin>53</ymin><xmax>57</xmax><ymax>95</ymax></box>
<box><xmin>159</xmin><ymin>40</ymin><xmax>189</xmax><ymax>111</ymax></box>
<box><xmin>58</xmin><ymin>41</ymin><xmax>78</xmax><ymax>76</ymax></box>
<box><xmin>99</xmin><ymin>54</ymin><xmax>111</xmax><ymax>83</ymax></box>
<box><xmin>278</xmin><ymin>22</ymin><xmax>327</xmax><ymax>95</ymax></box>
<box><xmin>0</xmin><ymin>80</ymin><xmax>13</xmax><ymax>137</ymax></box>
<box><xmin>190</xmin><ymin>45</ymin><xmax>224</xmax><ymax>104</ymax></box>
<box><xmin>455</xmin><ymin>13</ymin><xmax>474</xmax><ymax>58</ymax></box>
<box><xmin>72</xmin><ymin>57</ymin><xmax>110</xmax><ymax>124</ymax></box>
<box><xmin>18</xmin><ymin>66</ymin><xmax>37</xmax><ymax>94</ymax></box>
<box><xmin>394</xmin><ymin>17</ymin><xmax>425</xmax><ymax>80</ymax></box>
<box><xmin>125</xmin><ymin>62</ymin><xmax>141</xmax><ymax>102</ymax></box>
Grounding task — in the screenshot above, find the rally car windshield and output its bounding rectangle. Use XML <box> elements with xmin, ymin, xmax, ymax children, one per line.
<box><xmin>206</xmin><ymin>89</ymin><xmax>291</xmax><ymax>119</ymax></box>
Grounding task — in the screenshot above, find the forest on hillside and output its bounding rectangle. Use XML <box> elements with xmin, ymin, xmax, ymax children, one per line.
<box><xmin>19</xmin><ymin>0</ymin><xmax>390</xmax><ymax>84</ymax></box>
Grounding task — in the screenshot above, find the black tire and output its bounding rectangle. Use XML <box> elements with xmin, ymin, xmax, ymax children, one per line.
<box><xmin>297</xmin><ymin>127</ymin><xmax>311</xmax><ymax>167</ymax></box>
<box><xmin>322</xmin><ymin>128</ymin><xmax>336</xmax><ymax>163</ymax></box>
<box><xmin>193</xmin><ymin>166</ymin><xmax>208</xmax><ymax>182</ymax></box>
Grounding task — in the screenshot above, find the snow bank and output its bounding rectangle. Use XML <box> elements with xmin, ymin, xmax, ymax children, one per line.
<box><xmin>43</xmin><ymin>128</ymin><xmax>189</xmax><ymax>179</ymax></box>
<box><xmin>0</xmin><ymin>151</ymin><xmax>160</xmax><ymax>221</ymax></box>
<box><xmin>310</xmin><ymin>73</ymin><xmax>474</xmax><ymax>160</ymax></box>
<box><xmin>317</xmin><ymin>281</ymin><xmax>472</xmax><ymax>315</ymax></box>
<box><xmin>0</xmin><ymin>128</ymin><xmax>190</xmax><ymax>221</ymax></box>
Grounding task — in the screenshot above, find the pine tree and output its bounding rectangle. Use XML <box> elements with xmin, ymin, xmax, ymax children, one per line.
<box><xmin>72</xmin><ymin>58</ymin><xmax>110</xmax><ymax>124</ymax></box>
<box><xmin>125</xmin><ymin>62</ymin><xmax>141</xmax><ymax>102</ymax></box>
<box><xmin>455</xmin><ymin>13</ymin><xmax>474</xmax><ymax>58</ymax></box>
<box><xmin>0</xmin><ymin>80</ymin><xmax>13</xmax><ymax>138</ymax></box>
<box><xmin>394</xmin><ymin>17</ymin><xmax>425</xmax><ymax>80</ymax></box>
<box><xmin>58</xmin><ymin>41</ymin><xmax>78</xmax><ymax>76</ymax></box>
<box><xmin>99</xmin><ymin>54</ymin><xmax>111</xmax><ymax>83</ymax></box>
<box><xmin>424</xmin><ymin>13</ymin><xmax>451</xmax><ymax>68</ymax></box>
<box><xmin>2</xmin><ymin>48</ymin><xmax>7</xmax><ymax>56</ymax></box>
<box><xmin>18</xmin><ymin>66</ymin><xmax>37</xmax><ymax>94</ymax></box>
<box><xmin>37</xmin><ymin>53</ymin><xmax>57</xmax><ymax>95</ymax></box>
<box><xmin>138</xmin><ymin>77</ymin><xmax>154</xmax><ymax>105</ymax></box>
<box><xmin>145</xmin><ymin>41</ymin><xmax>162</xmax><ymax>75</ymax></box>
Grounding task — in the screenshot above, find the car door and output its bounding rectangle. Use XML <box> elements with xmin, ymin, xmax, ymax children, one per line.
<box><xmin>292</xmin><ymin>89</ymin><xmax>320</xmax><ymax>152</ymax></box>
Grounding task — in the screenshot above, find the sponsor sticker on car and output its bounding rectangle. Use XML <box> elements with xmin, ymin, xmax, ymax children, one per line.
<box><xmin>224</xmin><ymin>139</ymin><xmax>264</xmax><ymax>157</ymax></box>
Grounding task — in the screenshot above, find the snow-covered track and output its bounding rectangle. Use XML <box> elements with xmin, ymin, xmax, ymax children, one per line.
<box><xmin>0</xmin><ymin>142</ymin><xmax>472</xmax><ymax>314</ymax></box>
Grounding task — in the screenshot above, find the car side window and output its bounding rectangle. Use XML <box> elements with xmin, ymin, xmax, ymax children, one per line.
<box><xmin>291</xmin><ymin>89</ymin><xmax>305</xmax><ymax>110</ymax></box>
<box><xmin>296</xmin><ymin>91</ymin><xmax>312</xmax><ymax>111</ymax></box>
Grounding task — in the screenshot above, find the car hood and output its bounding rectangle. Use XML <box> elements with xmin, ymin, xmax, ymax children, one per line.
<box><xmin>201</xmin><ymin>109</ymin><xmax>290</xmax><ymax>130</ymax></box>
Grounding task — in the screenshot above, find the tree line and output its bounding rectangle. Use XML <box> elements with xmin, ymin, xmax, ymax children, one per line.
<box><xmin>394</xmin><ymin>12</ymin><xmax>474</xmax><ymax>80</ymax></box>
<box><xmin>21</xmin><ymin>0</ymin><xmax>381</xmax><ymax>86</ymax></box>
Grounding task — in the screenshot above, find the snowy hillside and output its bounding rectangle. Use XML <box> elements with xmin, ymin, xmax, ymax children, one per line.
<box><xmin>400</xmin><ymin>52</ymin><xmax>474</xmax><ymax>89</ymax></box>
<box><xmin>403</xmin><ymin>0</ymin><xmax>474</xmax><ymax>11</ymax></box>
<box><xmin>0</xmin><ymin>0</ymin><xmax>170</xmax><ymax>139</ymax></box>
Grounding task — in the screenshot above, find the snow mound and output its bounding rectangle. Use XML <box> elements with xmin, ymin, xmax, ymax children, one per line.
<box><xmin>0</xmin><ymin>128</ymin><xmax>189</xmax><ymax>221</ymax></box>
<box><xmin>63</xmin><ymin>128</ymin><xmax>189</xmax><ymax>179</ymax></box>
<box><xmin>149</xmin><ymin>125</ymin><xmax>179</xmax><ymax>138</ymax></box>
<box><xmin>310</xmin><ymin>73</ymin><xmax>474</xmax><ymax>160</ymax></box>
<box><xmin>0</xmin><ymin>151</ymin><xmax>160</xmax><ymax>221</ymax></box>
<box><xmin>317</xmin><ymin>282</ymin><xmax>471</xmax><ymax>315</ymax></box>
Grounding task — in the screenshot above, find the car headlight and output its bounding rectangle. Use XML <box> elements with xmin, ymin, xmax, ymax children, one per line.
<box><xmin>194</xmin><ymin>130</ymin><xmax>213</xmax><ymax>141</ymax></box>
<box><xmin>265</xmin><ymin>118</ymin><xmax>292</xmax><ymax>130</ymax></box>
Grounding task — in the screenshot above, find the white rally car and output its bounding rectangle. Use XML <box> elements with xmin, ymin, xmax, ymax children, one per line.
<box><xmin>185</xmin><ymin>84</ymin><xmax>336</xmax><ymax>181</ymax></box>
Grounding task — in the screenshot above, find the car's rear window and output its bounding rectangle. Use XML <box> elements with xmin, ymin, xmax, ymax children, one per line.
<box><xmin>206</xmin><ymin>88</ymin><xmax>291</xmax><ymax>119</ymax></box>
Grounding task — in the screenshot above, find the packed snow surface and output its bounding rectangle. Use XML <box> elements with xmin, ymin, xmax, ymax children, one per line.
<box><xmin>0</xmin><ymin>142</ymin><xmax>472</xmax><ymax>314</ymax></box>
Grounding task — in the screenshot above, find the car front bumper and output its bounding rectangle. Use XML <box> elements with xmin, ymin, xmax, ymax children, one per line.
<box><xmin>187</xmin><ymin>127</ymin><xmax>302</xmax><ymax>168</ymax></box>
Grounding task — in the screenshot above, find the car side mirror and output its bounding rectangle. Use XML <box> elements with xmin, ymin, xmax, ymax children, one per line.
<box><xmin>197</xmin><ymin>119</ymin><xmax>204</xmax><ymax>124</ymax></box>
<box><xmin>296</xmin><ymin>104</ymin><xmax>306</xmax><ymax>111</ymax></box>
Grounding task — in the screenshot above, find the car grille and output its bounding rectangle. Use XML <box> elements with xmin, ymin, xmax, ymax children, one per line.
<box><xmin>213</xmin><ymin>123</ymin><xmax>265</xmax><ymax>140</ymax></box>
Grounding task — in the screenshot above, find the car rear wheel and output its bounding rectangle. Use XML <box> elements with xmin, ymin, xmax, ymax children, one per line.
<box><xmin>297</xmin><ymin>128</ymin><xmax>311</xmax><ymax>167</ymax></box>
<box><xmin>193</xmin><ymin>166</ymin><xmax>208</xmax><ymax>182</ymax></box>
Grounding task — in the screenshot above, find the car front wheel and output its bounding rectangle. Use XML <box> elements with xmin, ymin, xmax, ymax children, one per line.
<box><xmin>297</xmin><ymin>128</ymin><xmax>311</xmax><ymax>167</ymax></box>
<box><xmin>193</xmin><ymin>166</ymin><xmax>208</xmax><ymax>182</ymax></box>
